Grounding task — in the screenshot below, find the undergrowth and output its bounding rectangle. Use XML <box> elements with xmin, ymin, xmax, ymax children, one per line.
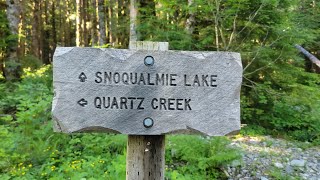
<box><xmin>0</xmin><ymin>65</ymin><xmax>240</xmax><ymax>179</ymax></box>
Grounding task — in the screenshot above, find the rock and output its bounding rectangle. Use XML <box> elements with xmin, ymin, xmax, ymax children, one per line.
<box><xmin>292</xmin><ymin>148</ymin><xmax>302</xmax><ymax>152</ymax></box>
<box><xmin>309</xmin><ymin>177</ymin><xmax>320</xmax><ymax>180</ymax></box>
<box><xmin>227</xmin><ymin>135</ymin><xmax>320</xmax><ymax>180</ymax></box>
<box><xmin>285</xmin><ymin>165</ymin><xmax>293</xmax><ymax>174</ymax></box>
<box><xmin>231</xmin><ymin>160</ymin><xmax>242</xmax><ymax>167</ymax></box>
<box><xmin>274</xmin><ymin>162</ymin><xmax>284</xmax><ymax>169</ymax></box>
<box><xmin>227</xmin><ymin>167</ymin><xmax>231</xmax><ymax>173</ymax></box>
<box><xmin>290</xmin><ymin>159</ymin><xmax>306</xmax><ymax>167</ymax></box>
<box><xmin>301</xmin><ymin>173</ymin><xmax>309</xmax><ymax>180</ymax></box>
<box><xmin>308</xmin><ymin>168</ymin><xmax>315</xmax><ymax>173</ymax></box>
<box><xmin>246</xmin><ymin>154</ymin><xmax>254</xmax><ymax>160</ymax></box>
<box><xmin>260</xmin><ymin>176</ymin><xmax>269</xmax><ymax>180</ymax></box>
<box><xmin>249</xmin><ymin>139</ymin><xmax>259</xmax><ymax>145</ymax></box>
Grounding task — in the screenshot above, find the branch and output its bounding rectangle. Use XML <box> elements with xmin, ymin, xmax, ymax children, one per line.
<box><xmin>226</xmin><ymin>13</ymin><xmax>238</xmax><ymax>50</ymax></box>
<box><xmin>214</xmin><ymin>0</ymin><xmax>221</xmax><ymax>51</ymax></box>
<box><xmin>226</xmin><ymin>1</ymin><xmax>242</xmax><ymax>51</ymax></box>
<box><xmin>244</xmin><ymin>47</ymin><xmax>283</xmax><ymax>76</ymax></box>
<box><xmin>238</xmin><ymin>3</ymin><xmax>264</xmax><ymax>35</ymax></box>
<box><xmin>295</xmin><ymin>44</ymin><xmax>320</xmax><ymax>68</ymax></box>
<box><xmin>243</xmin><ymin>29</ymin><xmax>270</xmax><ymax>72</ymax></box>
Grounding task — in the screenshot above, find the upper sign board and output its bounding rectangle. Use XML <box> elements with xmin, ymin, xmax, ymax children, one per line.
<box><xmin>52</xmin><ymin>47</ymin><xmax>242</xmax><ymax>136</ymax></box>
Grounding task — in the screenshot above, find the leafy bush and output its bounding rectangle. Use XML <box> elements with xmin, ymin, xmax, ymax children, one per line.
<box><xmin>240</xmin><ymin>125</ymin><xmax>267</xmax><ymax>136</ymax></box>
<box><xmin>0</xmin><ymin>65</ymin><xmax>129</xmax><ymax>178</ymax></box>
<box><xmin>0</xmin><ymin>66</ymin><xmax>240</xmax><ymax>179</ymax></box>
<box><xmin>166</xmin><ymin>135</ymin><xmax>240</xmax><ymax>179</ymax></box>
<box><xmin>20</xmin><ymin>55</ymin><xmax>43</xmax><ymax>70</ymax></box>
<box><xmin>242</xmin><ymin>64</ymin><xmax>320</xmax><ymax>143</ymax></box>
<box><xmin>136</xmin><ymin>0</ymin><xmax>320</xmax><ymax>143</ymax></box>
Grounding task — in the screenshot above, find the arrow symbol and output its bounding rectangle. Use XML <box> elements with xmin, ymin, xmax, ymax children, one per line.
<box><xmin>78</xmin><ymin>98</ymin><xmax>88</xmax><ymax>107</ymax></box>
<box><xmin>79</xmin><ymin>72</ymin><xmax>87</xmax><ymax>82</ymax></box>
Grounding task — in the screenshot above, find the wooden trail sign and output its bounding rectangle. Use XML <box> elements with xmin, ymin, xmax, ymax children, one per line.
<box><xmin>125</xmin><ymin>42</ymin><xmax>167</xmax><ymax>180</ymax></box>
<box><xmin>52</xmin><ymin>45</ymin><xmax>242</xmax><ymax>136</ymax></box>
<box><xmin>52</xmin><ymin>41</ymin><xmax>242</xmax><ymax>180</ymax></box>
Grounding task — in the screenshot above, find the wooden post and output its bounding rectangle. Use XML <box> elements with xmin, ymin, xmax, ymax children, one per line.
<box><xmin>126</xmin><ymin>41</ymin><xmax>168</xmax><ymax>180</ymax></box>
<box><xmin>126</xmin><ymin>135</ymin><xmax>165</xmax><ymax>180</ymax></box>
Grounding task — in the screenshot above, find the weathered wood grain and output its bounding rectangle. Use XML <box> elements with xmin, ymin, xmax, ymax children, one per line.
<box><xmin>52</xmin><ymin>46</ymin><xmax>242</xmax><ymax>136</ymax></box>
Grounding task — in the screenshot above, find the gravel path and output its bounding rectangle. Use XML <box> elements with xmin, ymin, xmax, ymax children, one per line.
<box><xmin>226</xmin><ymin>136</ymin><xmax>320</xmax><ymax>180</ymax></box>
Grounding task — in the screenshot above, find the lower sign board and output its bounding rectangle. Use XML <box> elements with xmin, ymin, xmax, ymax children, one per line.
<box><xmin>52</xmin><ymin>47</ymin><xmax>242</xmax><ymax>136</ymax></box>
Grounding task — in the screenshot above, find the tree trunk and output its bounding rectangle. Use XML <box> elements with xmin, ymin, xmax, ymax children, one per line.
<box><xmin>18</xmin><ymin>0</ymin><xmax>26</xmax><ymax>57</ymax></box>
<box><xmin>123</xmin><ymin>0</ymin><xmax>130</xmax><ymax>47</ymax></box>
<box><xmin>108</xmin><ymin>0</ymin><xmax>114</xmax><ymax>45</ymax></box>
<box><xmin>295</xmin><ymin>44</ymin><xmax>320</xmax><ymax>73</ymax></box>
<box><xmin>58</xmin><ymin>0</ymin><xmax>64</xmax><ymax>46</ymax></box>
<box><xmin>81</xmin><ymin>0</ymin><xmax>87</xmax><ymax>46</ymax></box>
<box><xmin>129</xmin><ymin>0</ymin><xmax>138</xmax><ymax>41</ymax></box>
<box><xmin>98</xmin><ymin>0</ymin><xmax>106</xmax><ymax>46</ymax></box>
<box><xmin>65</xmin><ymin>0</ymin><xmax>71</xmax><ymax>46</ymax></box>
<box><xmin>91</xmin><ymin>0</ymin><xmax>97</xmax><ymax>46</ymax></box>
<box><xmin>295</xmin><ymin>45</ymin><xmax>320</xmax><ymax>68</ymax></box>
<box><xmin>114</xmin><ymin>0</ymin><xmax>119</xmax><ymax>45</ymax></box>
<box><xmin>76</xmin><ymin>0</ymin><xmax>81</xmax><ymax>46</ymax></box>
<box><xmin>5</xmin><ymin>0</ymin><xmax>21</xmax><ymax>81</ymax></box>
<box><xmin>118</xmin><ymin>0</ymin><xmax>124</xmax><ymax>46</ymax></box>
<box><xmin>51</xmin><ymin>1</ymin><xmax>57</xmax><ymax>60</ymax></box>
<box><xmin>42</xmin><ymin>0</ymin><xmax>50</xmax><ymax>64</ymax></box>
<box><xmin>185</xmin><ymin>0</ymin><xmax>195</xmax><ymax>35</ymax></box>
<box><xmin>31</xmin><ymin>0</ymin><xmax>40</xmax><ymax>58</ymax></box>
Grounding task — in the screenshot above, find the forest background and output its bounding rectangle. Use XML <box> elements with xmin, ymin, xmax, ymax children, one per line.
<box><xmin>0</xmin><ymin>0</ymin><xmax>319</xmax><ymax>179</ymax></box>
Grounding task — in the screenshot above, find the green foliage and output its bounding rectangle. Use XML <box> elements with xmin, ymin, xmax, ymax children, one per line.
<box><xmin>137</xmin><ymin>0</ymin><xmax>195</xmax><ymax>50</ymax></box>
<box><xmin>0</xmin><ymin>5</ymin><xmax>9</xmax><ymax>54</ymax></box>
<box><xmin>0</xmin><ymin>66</ymin><xmax>129</xmax><ymax>178</ymax></box>
<box><xmin>0</xmin><ymin>66</ymin><xmax>240</xmax><ymax>178</ymax></box>
<box><xmin>268</xmin><ymin>168</ymin><xmax>292</xmax><ymax>180</ymax></box>
<box><xmin>242</xmin><ymin>63</ymin><xmax>320</xmax><ymax>142</ymax></box>
<box><xmin>139</xmin><ymin>0</ymin><xmax>320</xmax><ymax>143</ymax></box>
<box><xmin>166</xmin><ymin>135</ymin><xmax>240</xmax><ymax>179</ymax></box>
<box><xmin>1</xmin><ymin>0</ymin><xmax>320</xmax><ymax>178</ymax></box>
<box><xmin>20</xmin><ymin>55</ymin><xmax>42</xmax><ymax>70</ymax></box>
<box><xmin>241</xmin><ymin>125</ymin><xmax>267</xmax><ymax>136</ymax></box>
